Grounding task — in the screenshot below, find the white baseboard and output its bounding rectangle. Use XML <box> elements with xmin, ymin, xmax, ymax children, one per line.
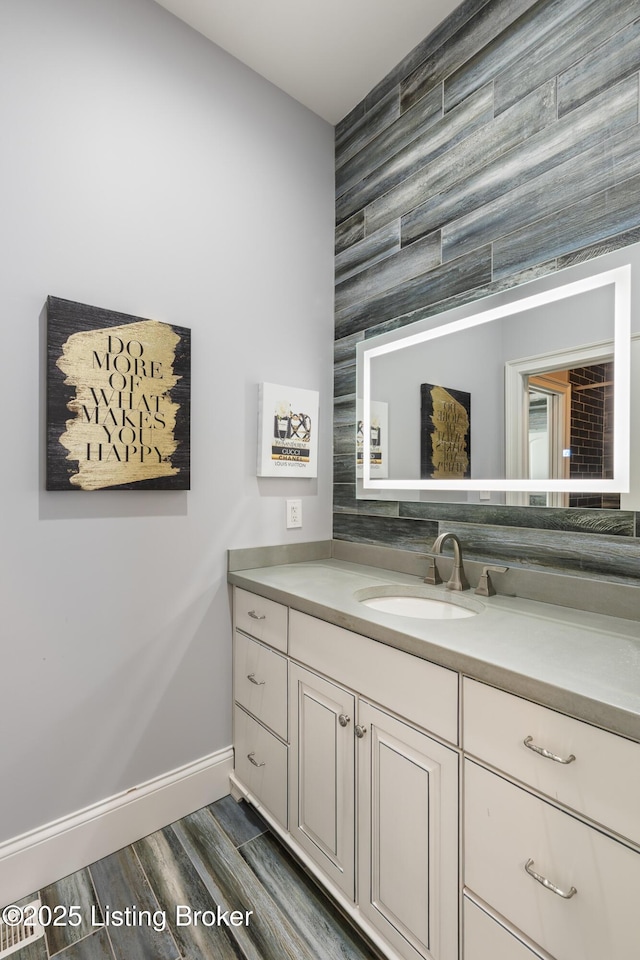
<box><xmin>0</xmin><ymin>746</ymin><xmax>233</xmax><ymax>907</ymax></box>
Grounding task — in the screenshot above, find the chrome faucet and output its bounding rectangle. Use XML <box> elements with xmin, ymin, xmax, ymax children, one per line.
<box><xmin>428</xmin><ymin>532</ymin><xmax>470</xmax><ymax>591</ymax></box>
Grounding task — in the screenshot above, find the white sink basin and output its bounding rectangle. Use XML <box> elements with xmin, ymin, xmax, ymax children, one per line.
<box><xmin>361</xmin><ymin>595</ymin><xmax>477</xmax><ymax>619</ymax></box>
<box><xmin>355</xmin><ymin>586</ymin><xmax>483</xmax><ymax>620</ymax></box>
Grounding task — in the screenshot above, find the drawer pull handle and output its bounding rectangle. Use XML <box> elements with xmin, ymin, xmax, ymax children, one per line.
<box><xmin>524</xmin><ymin>859</ymin><xmax>577</xmax><ymax>899</ymax></box>
<box><xmin>339</xmin><ymin>714</ymin><xmax>350</xmax><ymax>727</ymax></box>
<box><xmin>248</xmin><ymin>610</ymin><xmax>266</xmax><ymax>621</ymax></box>
<box><xmin>355</xmin><ymin>724</ymin><xmax>367</xmax><ymax>739</ymax></box>
<box><xmin>247</xmin><ymin>752</ymin><xmax>265</xmax><ymax>767</ymax></box>
<box><xmin>524</xmin><ymin>736</ymin><xmax>576</xmax><ymax>764</ymax></box>
<box><xmin>247</xmin><ymin>673</ymin><xmax>265</xmax><ymax>686</ymax></box>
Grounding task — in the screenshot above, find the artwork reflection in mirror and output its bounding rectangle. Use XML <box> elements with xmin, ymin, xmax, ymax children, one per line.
<box><xmin>357</xmin><ymin>259</ymin><xmax>632</xmax><ymax>505</ymax></box>
<box><xmin>420</xmin><ymin>384</ymin><xmax>471</xmax><ymax>480</ymax></box>
<box><xmin>356</xmin><ymin>400</ymin><xmax>388</xmax><ymax>479</ymax></box>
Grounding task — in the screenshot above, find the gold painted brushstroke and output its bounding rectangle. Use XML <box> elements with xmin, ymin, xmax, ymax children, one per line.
<box><xmin>56</xmin><ymin>320</ymin><xmax>181</xmax><ymax>490</ymax></box>
<box><xmin>430</xmin><ymin>385</ymin><xmax>469</xmax><ymax>479</ymax></box>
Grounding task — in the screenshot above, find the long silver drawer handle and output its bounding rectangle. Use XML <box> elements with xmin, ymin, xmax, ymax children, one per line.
<box><xmin>247</xmin><ymin>673</ymin><xmax>265</xmax><ymax>686</ymax></box>
<box><xmin>524</xmin><ymin>736</ymin><xmax>576</xmax><ymax>764</ymax></box>
<box><xmin>247</xmin><ymin>752</ymin><xmax>265</xmax><ymax>767</ymax></box>
<box><xmin>524</xmin><ymin>859</ymin><xmax>577</xmax><ymax>899</ymax></box>
<box><xmin>248</xmin><ymin>610</ymin><xmax>266</xmax><ymax>621</ymax></box>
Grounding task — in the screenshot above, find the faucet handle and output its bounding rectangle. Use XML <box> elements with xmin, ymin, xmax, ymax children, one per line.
<box><xmin>424</xmin><ymin>555</ymin><xmax>442</xmax><ymax>585</ymax></box>
<box><xmin>475</xmin><ymin>565</ymin><xmax>508</xmax><ymax>597</ymax></box>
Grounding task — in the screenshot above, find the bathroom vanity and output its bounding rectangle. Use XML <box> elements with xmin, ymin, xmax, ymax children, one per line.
<box><xmin>227</xmin><ymin>545</ymin><xmax>640</xmax><ymax>960</ymax></box>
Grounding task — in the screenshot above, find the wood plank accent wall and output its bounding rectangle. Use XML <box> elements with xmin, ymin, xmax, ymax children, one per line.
<box><xmin>333</xmin><ymin>0</ymin><xmax>640</xmax><ymax>583</ymax></box>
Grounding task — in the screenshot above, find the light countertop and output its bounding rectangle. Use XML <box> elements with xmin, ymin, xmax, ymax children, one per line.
<box><xmin>228</xmin><ymin>557</ymin><xmax>640</xmax><ymax>742</ymax></box>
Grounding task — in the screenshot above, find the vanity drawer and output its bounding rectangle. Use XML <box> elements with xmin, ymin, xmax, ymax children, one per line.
<box><xmin>464</xmin><ymin>760</ymin><xmax>640</xmax><ymax>960</ymax></box>
<box><xmin>463</xmin><ymin>678</ymin><xmax>640</xmax><ymax>843</ymax></box>
<box><xmin>235</xmin><ymin>587</ymin><xmax>288</xmax><ymax>652</ymax></box>
<box><xmin>464</xmin><ymin>898</ymin><xmax>545</xmax><ymax>960</ymax></box>
<box><xmin>289</xmin><ymin>610</ymin><xmax>458</xmax><ymax>744</ymax></box>
<box><xmin>234</xmin><ymin>705</ymin><xmax>288</xmax><ymax>828</ymax></box>
<box><xmin>234</xmin><ymin>631</ymin><xmax>288</xmax><ymax>740</ymax></box>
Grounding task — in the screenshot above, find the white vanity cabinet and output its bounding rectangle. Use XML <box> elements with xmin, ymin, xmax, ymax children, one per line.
<box><xmin>462</xmin><ymin>678</ymin><xmax>640</xmax><ymax>960</ymax></box>
<box><xmin>233</xmin><ymin>589</ymin><xmax>459</xmax><ymax>960</ymax></box>
<box><xmin>231</xmin><ymin>582</ymin><xmax>640</xmax><ymax>960</ymax></box>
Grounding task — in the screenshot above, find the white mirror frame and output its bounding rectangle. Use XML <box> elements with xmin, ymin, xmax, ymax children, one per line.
<box><xmin>360</xmin><ymin>264</ymin><xmax>631</xmax><ymax>493</ymax></box>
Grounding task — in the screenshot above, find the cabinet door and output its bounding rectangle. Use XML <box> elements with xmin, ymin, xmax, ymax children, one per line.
<box><xmin>289</xmin><ymin>663</ymin><xmax>355</xmax><ymax>900</ymax></box>
<box><xmin>358</xmin><ymin>701</ymin><xmax>459</xmax><ymax>960</ymax></box>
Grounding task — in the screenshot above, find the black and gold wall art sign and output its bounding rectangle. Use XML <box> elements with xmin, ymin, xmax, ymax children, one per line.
<box><xmin>421</xmin><ymin>383</ymin><xmax>471</xmax><ymax>480</ymax></box>
<box><xmin>46</xmin><ymin>297</ymin><xmax>190</xmax><ymax>491</ymax></box>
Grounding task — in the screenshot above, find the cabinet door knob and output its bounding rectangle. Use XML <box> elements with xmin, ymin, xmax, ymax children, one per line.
<box><xmin>248</xmin><ymin>610</ymin><xmax>266</xmax><ymax>621</ymax></box>
<box><xmin>247</xmin><ymin>673</ymin><xmax>265</xmax><ymax>686</ymax></box>
<box><xmin>355</xmin><ymin>724</ymin><xmax>367</xmax><ymax>738</ymax></box>
<box><xmin>524</xmin><ymin>858</ymin><xmax>577</xmax><ymax>899</ymax></box>
<box><xmin>524</xmin><ymin>736</ymin><xmax>576</xmax><ymax>764</ymax></box>
<box><xmin>247</xmin><ymin>752</ymin><xmax>265</xmax><ymax>767</ymax></box>
<box><xmin>339</xmin><ymin>714</ymin><xmax>350</xmax><ymax>727</ymax></box>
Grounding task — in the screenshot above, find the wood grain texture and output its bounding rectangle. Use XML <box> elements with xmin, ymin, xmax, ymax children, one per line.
<box><xmin>334</xmin><ymin>485</ymin><xmax>400</xmax><ymax>518</ymax></box>
<box><xmin>399</xmin><ymin>501</ymin><xmax>636</xmax><ymax>536</ymax></box>
<box><xmin>360</xmin><ymin>258</ymin><xmax>559</xmax><ymax>342</ymax></box>
<box><xmin>335</xmin><ymin>230</ymin><xmax>441</xmax><ymax>315</ymax></box>
<box><xmin>427</xmin><ymin>521</ymin><xmax>640</xmax><ymax>582</ymax></box>
<box><xmin>444</xmin><ymin>0</ymin><xmax>590</xmax><ymax>113</ymax></box>
<box><xmin>6</xmin><ymin>940</ymin><xmax>48</xmax><ymax>960</ymax></box>
<box><xmin>333</xmin><ymin>336</ymin><xmax>359</xmax><ymax>398</ymax></box>
<box><xmin>53</xmin><ymin>931</ymin><xmax>114</xmax><ymax>960</ymax></box>
<box><xmin>333</xmin><ymin>514</ymin><xmax>438</xmax><ymax>551</ymax></box>
<box><xmin>9</xmin><ymin>798</ymin><xmax>379</xmax><ymax>960</ymax></box>
<box><xmin>332</xmin><ymin>0</ymin><xmax>640</xmax><ymax>576</ymax></box>
<box><xmin>335</xmin><ymin>211</ymin><xmax>365</xmax><ymax>255</ymax></box>
<box><xmin>412</xmin><ymin>76</ymin><xmax>638</xmax><ymax>254</ymax></box>
<box><xmin>134</xmin><ymin>826</ymin><xmax>245</xmax><ymax>960</ymax></box>
<box><xmin>336</xmin><ymin>85</ymin><xmax>442</xmax><ymax>199</ymax></box>
<box><xmin>40</xmin><ymin>868</ymin><xmax>102</xmax><ymax>956</ymax></box>
<box><xmin>557</xmin><ymin>13</ymin><xmax>640</xmax><ymax>116</ymax></box>
<box><xmin>443</xmin><ymin>102</ymin><xmax>640</xmax><ymax>262</ymax></box>
<box><xmin>89</xmin><ymin>848</ymin><xmax>179</xmax><ymax>960</ymax></box>
<box><xmin>206</xmin><ymin>796</ymin><xmax>268</xmax><ymax>848</ymax></box>
<box><xmin>335</xmin><ymin>221</ymin><xmax>400</xmax><ymax>286</ymax></box>
<box><xmin>373</xmin><ymin>79</ymin><xmax>557</xmax><ymax>239</ymax></box>
<box><xmin>495</xmin><ymin>0</ymin><xmax>640</xmax><ymax>115</ymax></box>
<box><xmin>343</xmin><ymin>83</ymin><xmax>494</xmax><ymax>230</ymax></box>
<box><xmin>557</xmin><ymin>225</ymin><xmax>640</xmax><ymax>269</ymax></box>
<box><xmin>334</xmin><ymin>453</ymin><xmax>356</xmax><ymax>485</ymax></box>
<box><xmin>399</xmin><ymin>0</ymin><xmax>535</xmax><ymax>113</ymax></box>
<box><xmin>173</xmin><ymin>808</ymin><xmax>309</xmax><ymax>960</ymax></box>
<box><xmin>335</xmin><ymin>245</ymin><xmax>492</xmax><ymax>340</ymax></box>
<box><xmin>367</xmin><ymin>0</ymin><xmax>495</xmax><ymax>114</ymax></box>
<box><xmin>335</xmin><ymin>88</ymin><xmax>398</xmax><ymax>168</ymax></box>
<box><xmin>493</xmin><ymin>172</ymin><xmax>640</xmax><ymax>280</ymax></box>
<box><xmin>239</xmin><ymin>833</ymin><xmax>379</xmax><ymax>960</ymax></box>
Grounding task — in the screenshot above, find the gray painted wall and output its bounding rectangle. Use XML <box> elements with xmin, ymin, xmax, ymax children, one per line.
<box><xmin>334</xmin><ymin>0</ymin><xmax>640</xmax><ymax>582</ymax></box>
<box><xmin>0</xmin><ymin>0</ymin><xmax>333</xmax><ymax>843</ymax></box>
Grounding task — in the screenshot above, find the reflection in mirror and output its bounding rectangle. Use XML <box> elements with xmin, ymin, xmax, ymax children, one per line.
<box><xmin>357</xmin><ymin>247</ymin><xmax>637</xmax><ymax>506</ymax></box>
<box><xmin>510</xmin><ymin>356</ymin><xmax>616</xmax><ymax>509</ymax></box>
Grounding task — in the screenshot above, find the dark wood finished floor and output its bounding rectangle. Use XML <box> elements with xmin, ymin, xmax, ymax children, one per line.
<box><xmin>3</xmin><ymin>797</ymin><xmax>380</xmax><ymax>960</ymax></box>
